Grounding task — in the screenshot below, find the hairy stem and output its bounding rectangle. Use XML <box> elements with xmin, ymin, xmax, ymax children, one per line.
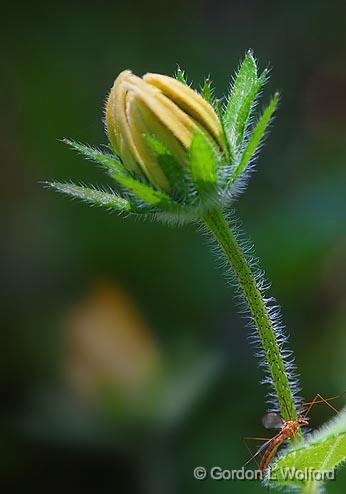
<box><xmin>203</xmin><ymin>208</ymin><xmax>299</xmax><ymax>426</ymax></box>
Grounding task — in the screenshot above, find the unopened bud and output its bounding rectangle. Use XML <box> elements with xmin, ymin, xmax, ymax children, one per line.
<box><xmin>106</xmin><ymin>70</ymin><xmax>225</xmax><ymax>191</ymax></box>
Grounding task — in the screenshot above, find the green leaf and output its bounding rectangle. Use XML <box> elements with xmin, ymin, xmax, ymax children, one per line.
<box><xmin>267</xmin><ymin>407</ymin><xmax>346</xmax><ymax>490</ymax></box>
<box><xmin>189</xmin><ymin>132</ymin><xmax>217</xmax><ymax>194</ymax></box>
<box><xmin>145</xmin><ymin>135</ymin><xmax>190</xmax><ymax>199</ymax></box>
<box><xmin>47</xmin><ymin>182</ymin><xmax>135</xmax><ymax>212</ymax></box>
<box><xmin>63</xmin><ymin>138</ymin><xmax>127</xmax><ymax>174</ymax></box>
<box><xmin>229</xmin><ymin>93</ymin><xmax>279</xmax><ymax>185</ymax></box>
<box><xmin>235</xmin><ymin>68</ymin><xmax>267</xmax><ymax>147</ymax></box>
<box><xmin>110</xmin><ymin>172</ymin><xmax>175</xmax><ymax>209</ymax></box>
<box><xmin>201</xmin><ymin>77</ymin><xmax>214</xmax><ymax>104</ymax></box>
<box><xmin>64</xmin><ymin>138</ymin><xmax>174</xmax><ymax>208</ymax></box>
<box><xmin>223</xmin><ymin>51</ymin><xmax>266</xmax><ymax>151</ymax></box>
<box><xmin>214</xmin><ymin>99</ymin><xmax>233</xmax><ymax>164</ymax></box>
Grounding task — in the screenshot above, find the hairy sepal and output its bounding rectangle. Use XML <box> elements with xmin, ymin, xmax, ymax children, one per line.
<box><xmin>229</xmin><ymin>93</ymin><xmax>279</xmax><ymax>186</ymax></box>
<box><xmin>63</xmin><ymin>138</ymin><xmax>127</xmax><ymax>175</ymax></box>
<box><xmin>175</xmin><ymin>66</ymin><xmax>187</xmax><ymax>85</ymax></box>
<box><xmin>64</xmin><ymin>137</ymin><xmax>188</xmax><ymax>211</ymax></box>
<box><xmin>201</xmin><ymin>77</ymin><xmax>215</xmax><ymax>105</ymax></box>
<box><xmin>47</xmin><ymin>181</ymin><xmax>136</xmax><ymax>213</ymax></box>
<box><xmin>145</xmin><ymin>135</ymin><xmax>191</xmax><ymax>201</ymax></box>
<box><xmin>189</xmin><ymin>132</ymin><xmax>218</xmax><ymax>197</ymax></box>
<box><xmin>109</xmin><ymin>172</ymin><xmax>177</xmax><ymax>210</ymax></box>
<box><xmin>223</xmin><ymin>51</ymin><xmax>266</xmax><ymax>155</ymax></box>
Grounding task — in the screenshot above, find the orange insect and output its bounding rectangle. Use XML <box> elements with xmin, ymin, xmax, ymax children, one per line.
<box><xmin>244</xmin><ymin>393</ymin><xmax>344</xmax><ymax>477</ymax></box>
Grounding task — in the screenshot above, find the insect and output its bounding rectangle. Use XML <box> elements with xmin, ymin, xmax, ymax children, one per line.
<box><xmin>244</xmin><ymin>393</ymin><xmax>344</xmax><ymax>476</ymax></box>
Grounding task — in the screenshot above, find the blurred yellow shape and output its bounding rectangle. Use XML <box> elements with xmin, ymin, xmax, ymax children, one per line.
<box><xmin>65</xmin><ymin>281</ymin><xmax>160</xmax><ymax>404</ymax></box>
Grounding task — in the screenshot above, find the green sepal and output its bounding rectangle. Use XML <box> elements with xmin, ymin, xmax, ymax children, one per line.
<box><xmin>234</xmin><ymin>67</ymin><xmax>268</xmax><ymax>148</ymax></box>
<box><xmin>63</xmin><ymin>138</ymin><xmax>127</xmax><ymax>175</ymax></box>
<box><xmin>145</xmin><ymin>135</ymin><xmax>190</xmax><ymax>200</ymax></box>
<box><xmin>60</xmin><ymin>140</ymin><xmax>185</xmax><ymax>212</ymax></box>
<box><xmin>47</xmin><ymin>181</ymin><xmax>136</xmax><ymax>212</ymax></box>
<box><xmin>175</xmin><ymin>66</ymin><xmax>187</xmax><ymax>85</ymax></box>
<box><xmin>229</xmin><ymin>93</ymin><xmax>279</xmax><ymax>185</ymax></box>
<box><xmin>223</xmin><ymin>51</ymin><xmax>265</xmax><ymax>151</ymax></box>
<box><xmin>215</xmin><ymin>99</ymin><xmax>233</xmax><ymax>164</ymax></box>
<box><xmin>201</xmin><ymin>77</ymin><xmax>214</xmax><ymax>105</ymax></box>
<box><xmin>109</xmin><ymin>171</ymin><xmax>176</xmax><ymax>209</ymax></box>
<box><xmin>189</xmin><ymin>132</ymin><xmax>217</xmax><ymax>195</ymax></box>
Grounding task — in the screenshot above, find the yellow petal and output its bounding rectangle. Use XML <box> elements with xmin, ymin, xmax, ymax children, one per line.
<box><xmin>105</xmin><ymin>70</ymin><xmax>129</xmax><ymax>152</ymax></box>
<box><xmin>105</xmin><ymin>70</ymin><xmax>141</xmax><ymax>174</ymax></box>
<box><xmin>126</xmin><ymin>92</ymin><xmax>171</xmax><ymax>191</ymax></box>
<box><xmin>105</xmin><ymin>83</ymin><xmax>118</xmax><ymax>152</ymax></box>
<box><xmin>133</xmin><ymin>97</ymin><xmax>188</xmax><ymax>168</ymax></box>
<box><xmin>143</xmin><ymin>73</ymin><xmax>225</xmax><ymax>151</ymax></box>
<box><xmin>124</xmin><ymin>75</ymin><xmax>197</xmax><ymax>149</ymax></box>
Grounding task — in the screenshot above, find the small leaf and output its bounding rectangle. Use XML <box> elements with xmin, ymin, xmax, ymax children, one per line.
<box><xmin>63</xmin><ymin>139</ymin><xmax>127</xmax><ymax>174</ymax></box>
<box><xmin>223</xmin><ymin>51</ymin><xmax>266</xmax><ymax>151</ymax></box>
<box><xmin>145</xmin><ymin>135</ymin><xmax>190</xmax><ymax>199</ymax></box>
<box><xmin>223</xmin><ymin>51</ymin><xmax>257</xmax><ymax>131</ymax></box>
<box><xmin>110</xmin><ymin>172</ymin><xmax>176</xmax><ymax>209</ymax></box>
<box><xmin>47</xmin><ymin>182</ymin><xmax>134</xmax><ymax>212</ymax></box>
<box><xmin>267</xmin><ymin>407</ymin><xmax>346</xmax><ymax>490</ymax></box>
<box><xmin>235</xmin><ymin>68</ymin><xmax>267</xmax><ymax>147</ymax></box>
<box><xmin>201</xmin><ymin>77</ymin><xmax>214</xmax><ymax>104</ymax></box>
<box><xmin>60</xmin><ymin>137</ymin><xmax>179</xmax><ymax>210</ymax></box>
<box><xmin>175</xmin><ymin>66</ymin><xmax>187</xmax><ymax>85</ymax></box>
<box><xmin>229</xmin><ymin>93</ymin><xmax>279</xmax><ymax>185</ymax></box>
<box><xmin>189</xmin><ymin>132</ymin><xmax>217</xmax><ymax>194</ymax></box>
<box><xmin>214</xmin><ymin>99</ymin><xmax>233</xmax><ymax>164</ymax></box>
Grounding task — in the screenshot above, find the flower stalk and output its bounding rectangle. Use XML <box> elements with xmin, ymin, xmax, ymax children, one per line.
<box><xmin>203</xmin><ymin>207</ymin><xmax>300</xmax><ymax>428</ymax></box>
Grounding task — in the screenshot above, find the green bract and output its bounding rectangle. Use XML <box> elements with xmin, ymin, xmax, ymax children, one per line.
<box><xmin>48</xmin><ymin>51</ymin><xmax>278</xmax><ymax>224</ymax></box>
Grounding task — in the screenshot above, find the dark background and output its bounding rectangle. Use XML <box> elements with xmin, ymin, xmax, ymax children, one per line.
<box><xmin>2</xmin><ymin>1</ymin><xmax>346</xmax><ymax>492</ymax></box>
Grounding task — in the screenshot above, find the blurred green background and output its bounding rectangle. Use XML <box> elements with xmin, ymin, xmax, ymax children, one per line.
<box><xmin>2</xmin><ymin>1</ymin><xmax>346</xmax><ymax>492</ymax></box>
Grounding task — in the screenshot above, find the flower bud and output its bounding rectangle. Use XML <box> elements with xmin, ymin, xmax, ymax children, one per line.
<box><xmin>106</xmin><ymin>70</ymin><xmax>225</xmax><ymax>192</ymax></box>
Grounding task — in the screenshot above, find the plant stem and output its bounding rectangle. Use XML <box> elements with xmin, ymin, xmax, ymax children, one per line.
<box><xmin>202</xmin><ymin>207</ymin><xmax>299</xmax><ymax>426</ymax></box>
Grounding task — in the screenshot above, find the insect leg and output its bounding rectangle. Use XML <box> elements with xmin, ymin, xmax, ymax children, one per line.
<box><xmin>301</xmin><ymin>393</ymin><xmax>341</xmax><ymax>418</ymax></box>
